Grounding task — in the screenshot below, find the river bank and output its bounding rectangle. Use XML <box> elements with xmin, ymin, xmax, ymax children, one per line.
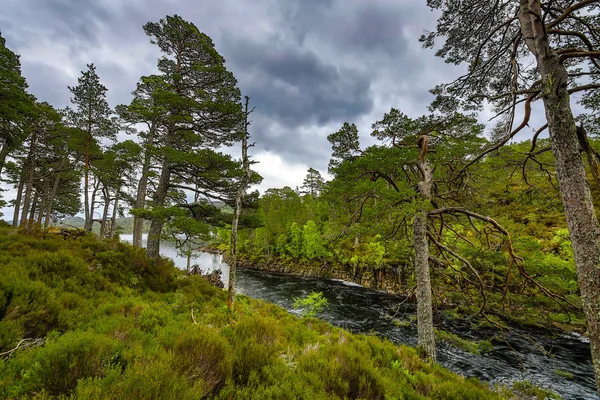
<box><xmin>232</xmin><ymin>254</ymin><xmax>409</xmax><ymax>293</ymax></box>
<box><xmin>228</xmin><ymin>252</ymin><xmax>587</xmax><ymax>335</ymax></box>
<box><xmin>114</xmin><ymin>238</ymin><xmax>596</xmax><ymax>398</ymax></box>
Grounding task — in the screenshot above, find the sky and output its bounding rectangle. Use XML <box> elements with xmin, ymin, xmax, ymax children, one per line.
<box><xmin>1</xmin><ymin>0</ymin><xmax>555</xmax><ymax>213</ymax></box>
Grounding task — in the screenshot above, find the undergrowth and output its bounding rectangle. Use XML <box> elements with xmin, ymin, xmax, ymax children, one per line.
<box><xmin>0</xmin><ymin>227</ymin><xmax>510</xmax><ymax>399</ymax></box>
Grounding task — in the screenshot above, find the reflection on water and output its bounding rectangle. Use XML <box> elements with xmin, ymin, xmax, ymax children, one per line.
<box><xmin>120</xmin><ymin>234</ymin><xmax>230</xmax><ymax>287</ymax></box>
<box><xmin>120</xmin><ymin>235</ymin><xmax>597</xmax><ymax>399</ymax></box>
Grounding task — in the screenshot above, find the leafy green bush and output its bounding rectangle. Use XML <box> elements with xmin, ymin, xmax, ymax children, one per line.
<box><xmin>7</xmin><ymin>331</ymin><xmax>121</xmax><ymax>396</ymax></box>
<box><xmin>293</xmin><ymin>291</ymin><xmax>329</xmax><ymax>318</ymax></box>
<box><xmin>172</xmin><ymin>326</ymin><xmax>232</xmax><ymax>395</ymax></box>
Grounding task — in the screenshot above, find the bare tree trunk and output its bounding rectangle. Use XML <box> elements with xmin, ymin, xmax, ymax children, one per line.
<box><xmin>12</xmin><ymin>171</ymin><xmax>25</xmax><ymax>227</ymax></box>
<box><xmin>19</xmin><ymin>129</ymin><xmax>39</xmax><ymax>229</ymax></box>
<box><xmin>0</xmin><ymin>143</ymin><xmax>11</xmax><ymax>178</ymax></box>
<box><xmin>19</xmin><ymin>180</ymin><xmax>32</xmax><ymax>230</ymax></box>
<box><xmin>83</xmin><ymin>136</ymin><xmax>91</xmax><ymax>232</ymax></box>
<box><xmin>133</xmin><ymin>124</ymin><xmax>156</xmax><ymax>247</ymax></box>
<box><xmin>520</xmin><ymin>1</ymin><xmax>600</xmax><ymax>392</ymax></box>
<box><xmin>147</xmin><ymin>161</ymin><xmax>171</xmax><ymax>260</ymax></box>
<box><xmin>228</xmin><ymin>96</ymin><xmax>252</xmax><ymax>309</ymax></box>
<box><xmin>44</xmin><ymin>174</ymin><xmax>61</xmax><ymax>228</ymax></box>
<box><xmin>109</xmin><ymin>196</ymin><xmax>119</xmax><ymax>239</ymax></box>
<box><xmin>38</xmin><ymin>179</ymin><xmax>51</xmax><ymax>228</ymax></box>
<box><xmin>576</xmin><ymin>125</ymin><xmax>600</xmax><ymax>189</ymax></box>
<box><xmin>27</xmin><ymin>192</ymin><xmax>39</xmax><ymax>231</ymax></box>
<box><xmin>100</xmin><ymin>187</ymin><xmax>110</xmax><ymax>237</ymax></box>
<box><xmin>36</xmin><ymin>197</ymin><xmax>44</xmax><ymax>226</ymax></box>
<box><xmin>414</xmin><ymin>144</ymin><xmax>436</xmax><ymax>363</ymax></box>
<box><xmin>89</xmin><ymin>178</ymin><xmax>100</xmax><ymax>233</ymax></box>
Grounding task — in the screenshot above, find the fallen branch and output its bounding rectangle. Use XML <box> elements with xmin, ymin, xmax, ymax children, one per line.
<box><xmin>0</xmin><ymin>338</ymin><xmax>44</xmax><ymax>358</ymax></box>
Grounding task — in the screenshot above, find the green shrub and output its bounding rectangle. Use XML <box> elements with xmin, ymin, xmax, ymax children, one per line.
<box><xmin>297</xmin><ymin>342</ymin><xmax>386</xmax><ymax>400</ymax></box>
<box><xmin>137</xmin><ymin>302</ymin><xmax>172</xmax><ymax>332</ymax></box>
<box><xmin>293</xmin><ymin>291</ymin><xmax>329</xmax><ymax>318</ymax></box>
<box><xmin>431</xmin><ymin>379</ymin><xmax>497</xmax><ymax>399</ymax></box>
<box><xmin>172</xmin><ymin>326</ymin><xmax>232</xmax><ymax>395</ymax></box>
<box><xmin>75</xmin><ymin>356</ymin><xmax>201</xmax><ymax>400</ymax></box>
<box><xmin>232</xmin><ymin>339</ymin><xmax>279</xmax><ymax>386</ymax></box>
<box><xmin>9</xmin><ymin>331</ymin><xmax>122</xmax><ymax>396</ymax></box>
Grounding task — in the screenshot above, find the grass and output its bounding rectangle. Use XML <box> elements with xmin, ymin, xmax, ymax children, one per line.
<box><xmin>0</xmin><ymin>227</ymin><xmax>511</xmax><ymax>399</ymax></box>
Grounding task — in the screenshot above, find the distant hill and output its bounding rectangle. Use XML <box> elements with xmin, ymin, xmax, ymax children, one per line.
<box><xmin>55</xmin><ymin>216</ymin><xmax>150</xmax><ymax>234</ymax></box>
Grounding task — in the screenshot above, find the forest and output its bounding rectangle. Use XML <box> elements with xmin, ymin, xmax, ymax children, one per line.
<box><xmin>1</xmin><ymin>1</ymin><xmax>600</xmax><ymax>399</ymax></box>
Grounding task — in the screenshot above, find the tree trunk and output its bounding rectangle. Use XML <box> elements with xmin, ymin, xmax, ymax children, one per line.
<box><xmin>133</xmin><ymin>124</ymin><xmax>156</xmax><ymax>247</ymax></box>
<box><xmin>109</xmin><ymin>197</ymin><xmax>119</xmax><ymax>239</ymax></box>
<box><xmin>19</xmin><ymin>128</ymin><xmax>39</xmax><ymax>229</ymax></box>
<box><xmin>38</xmin><ymin>179</ymin><xmax>51</xmax><ymax>228</ymax></box>
<box><xmin>0</xmin><ymin>143</ymin><xmax>11</xmax><ymax>178</ymax></box>
<box><xmin>100</xmin><ymin>187</ymin><xmax>110</xmax><ymax>237</ymax></box>
<box><xmin>27</xmin><ymin>192</ymin><xmax>39</xmax><ymax>231</ymax></box>
<box><xmin>12</xmin><ymin>171</ymin><xmax>25</xmax><ymax>227</ymax></box>
<box><xmin>520</xmin><ymin>1</ymin><xmax>600</xmax><ymax>392</ymax></box>
<box><xmin>147</xmin><ymin>161</ymin><xmax>171</xmax><ymax>260</ymax></box>
<box><xmin>44</xmin><ymin>173</ymin><xmax>61</xmax><ymax>228</ymax></box>
<box><xmin>19</xmin><ymin>179</ymin><xmax>32</xmax><ymax>230</ymax></box>
<box><xmin>228</xmin><ymin>96</ymin><xmax>252</xmax><ymax>309</ymax></box>
<box><xmin>84</xmin><ymin>136</ymin><xmax>91</xmax><ymax>231</ymax></box>
<box><xmin>36</xmin><ymin>196</ymin><xmax>44</xmax><ymax>226</ymax></box>
<box><xmin>414</xmin><ymin>148</ymin><xmax>436</xmax><ymax>363</ymax></box>
<box><xmin>576</xmin><ymin>125</ymin><xmax>600</xmax><ymax>190</ymax></box>
<box><xmin>89</xmin><ymin>178</ymin><xmax>100</xmax><ymax>232</ymax></box>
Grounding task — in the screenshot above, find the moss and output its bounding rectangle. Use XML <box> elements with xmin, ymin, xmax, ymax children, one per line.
<box><xmin>434</xmin><ymin>329</ymin><xmax>493</xmax><ymax>355</ymax></box>
<box><xmin>554</xmin><ymin>369</ymin><xmax>574</xmax><ymax>379</ymax></box>
<box><xmin>512</xmin><ymin>380</ymin><xmax>561</xmax><ymax>400</ymax></box>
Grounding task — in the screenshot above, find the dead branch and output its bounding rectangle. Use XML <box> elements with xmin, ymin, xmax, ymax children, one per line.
<box><xmin>0</xmin><ymin>338</ymin><xmax>44</xmax><ymax>358</ymax></box>
<box><xmin>457</xmin><ymin>93</ymin><xmax>537</xmax><ymax>178</ymax></box>
<box><xmin>428</xmin><ymin>232</ymin><xmax>487</xmax><ymax>318</ymax></box>
<box><xmin>429</xmin><ymin>207</ymin><xmax>577</xmax><ymax>316</ymax></box>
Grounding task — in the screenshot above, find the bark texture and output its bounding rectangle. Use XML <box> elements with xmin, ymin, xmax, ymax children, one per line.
<box><xmin>414</xmin><ymin>147</ymin><xmax>436</xmax><ymax>363</ymax></box>
<box><xmin>146</xmin><ymin>161</ymin><xmax>171</xmax><ymax>260</ymax></box>
<box><xmin>109</xmin><ymin>197</ymin><xmax>119</xmax><ymax>239</ymax></box>
<box><xmin>133</xmin><ymin>124</ymin><xmax>156</xmax><ymax>247</ymax></box>
<box><xmin>83</xmin><ymin>136</ymin><xmax>91</xmax><ymax>232</ymax></box>
<box><xmin>227</xmin><ymin>96</ymin><xmax>252</xmax><ymax>309</ymax></box>
<box><xmin>12</xmin><ymin>172</ymin><xmax>25</xmax><ymax>227</ymax></box>
<box><xmin>44</xmin><ymin>173</ymin><xmax>61</xmax><ymax>228</ymax></box>
<box><xmin>520</xmin><ymin>0</ymin><xmax>600</xmax><ymax>392</ymax></box>
<box><xmin>19</xmin><ymin>128</ymin><xmax>38</xmax><ymax>230</ymax></box>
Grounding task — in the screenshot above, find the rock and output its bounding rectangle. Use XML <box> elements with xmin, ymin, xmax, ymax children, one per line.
<box><xmin>188</xmin><ymin>265</ymin><xmax>224</xmax><ymax>289</ymax></box>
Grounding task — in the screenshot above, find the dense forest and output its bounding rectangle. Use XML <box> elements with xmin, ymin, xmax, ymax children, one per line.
<box><xmin>1</xmin><ymin>1</ymin><xmax>600</xmax><ymax>398</ymax></box>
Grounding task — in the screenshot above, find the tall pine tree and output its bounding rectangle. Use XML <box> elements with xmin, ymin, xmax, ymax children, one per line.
<box><xmin>141</xmin><ymin>15</ymin><xmax>243</xmax><ymax>260</ymax></box>
<box><xmin>67</xmin><ymin>64</ymin><xmax>116</xmax><ymax>232</ymax></box>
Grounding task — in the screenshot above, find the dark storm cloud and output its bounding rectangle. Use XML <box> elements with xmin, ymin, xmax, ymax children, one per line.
<box><xmin>2</xmin><ymin>0</ymin><xmax>459</xmax><ymax>186</ymax></box>
<box><xmin>245</xmin><ymin>115</ymin><xmax>333</xmax><ymax>169</ymax></box>
<box><xmin>223</xmin><ymin>34</ymin><xmax>373</xmax><ymax>126</ymax></box>
<box><xmin>282</xmin><ymin>0</ymin><xmax>411</xmax><ymax>56</ymax></box>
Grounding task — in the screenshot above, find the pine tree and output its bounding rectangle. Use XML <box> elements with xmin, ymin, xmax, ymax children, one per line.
<box><xmin>301</xmin><ymin>168</ymin><xmax>325</xmax><ymax>199</ymax></box>
<box><xmin>67</xmin><ymin>64</ymin><xmax>116</xmax><ymax>232</ymax></box>
<box><xmin>141</xmin><ymin>15</ymin><xmax>243</xmax><ymax>260</ymax></box>
<box><xmin>0</xmin><ymin>32</ymin><xmax>35</xmax><ymax>179</ymax></box>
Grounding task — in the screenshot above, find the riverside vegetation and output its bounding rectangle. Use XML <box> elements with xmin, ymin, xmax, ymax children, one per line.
<box><xmin>0</xmin><ymin>225</ymin><xmax>519</xmax><ymax>399</ymax></box>
<box><xmin>2</xmin><ymin>4</ymin><xmax>600</xmax><ymax>397</ymax></box>
<box><xmin>212</xmin><ymin>139</ymin><xmax>592</xmax><ymax>333</ymax></box>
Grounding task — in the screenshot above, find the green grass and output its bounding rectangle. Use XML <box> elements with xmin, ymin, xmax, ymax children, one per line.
<box><xmin>0</xmin><ymin>227</ymin><xmax>507</xmax><ymax>399</ymax></box>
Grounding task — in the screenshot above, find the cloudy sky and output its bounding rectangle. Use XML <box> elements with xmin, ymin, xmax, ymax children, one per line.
<box><xmin>2</xmin><ymin>0</ymin><xmax>551</xmax><ymax>202</ymax></box>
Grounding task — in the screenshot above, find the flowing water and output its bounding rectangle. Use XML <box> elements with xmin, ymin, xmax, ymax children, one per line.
<box><xmin>121</xmin><ymin>235</ymin><xmax>598</xmax><ymax>399</ymax></box>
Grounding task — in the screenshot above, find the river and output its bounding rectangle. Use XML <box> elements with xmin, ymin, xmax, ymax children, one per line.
<box><xmin>121</xmin><ymin>235</ymin><xmax>598</xmax><ymax>399</ymax></box>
